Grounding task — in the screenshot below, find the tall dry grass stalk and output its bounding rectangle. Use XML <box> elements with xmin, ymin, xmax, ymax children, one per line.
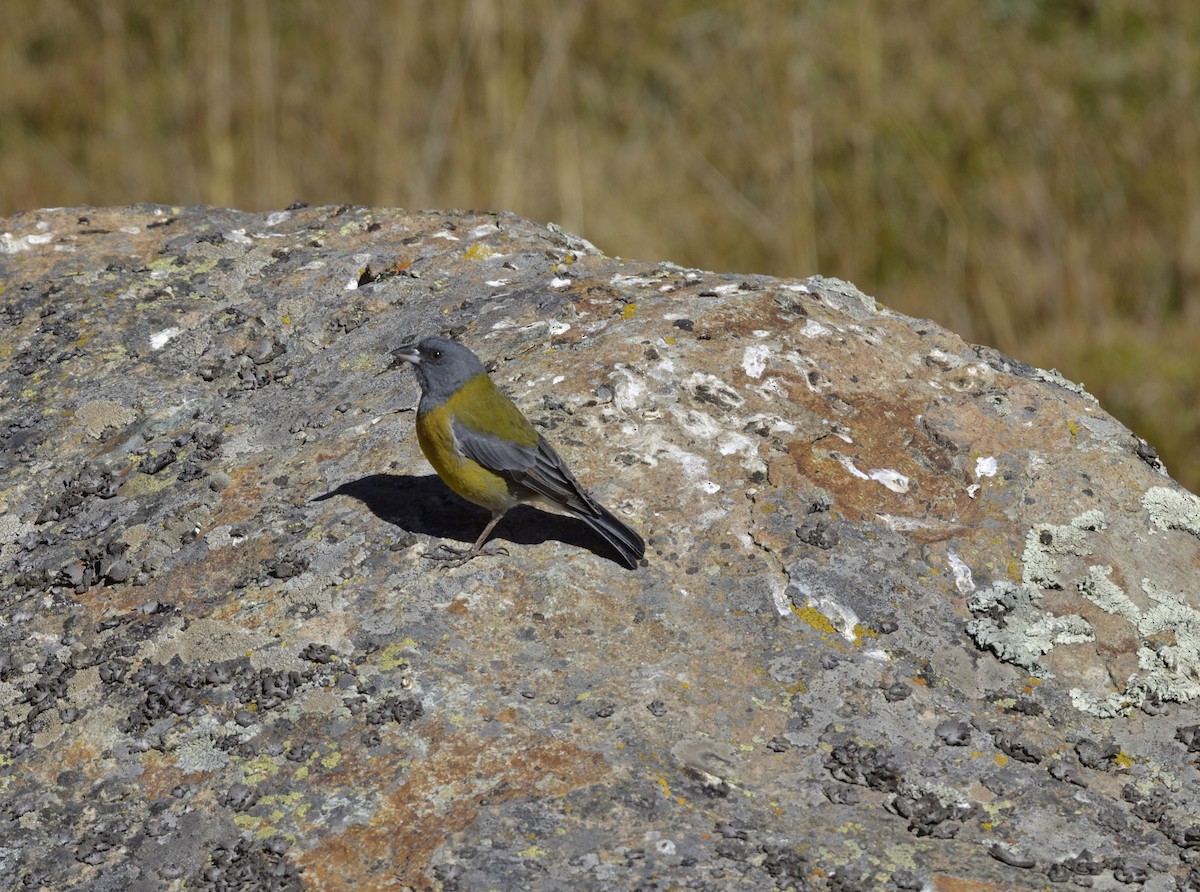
<box><xmin>0</xmin><ymin>0</ymin><xmax>1196</xmax><ymax>487</ymax></box>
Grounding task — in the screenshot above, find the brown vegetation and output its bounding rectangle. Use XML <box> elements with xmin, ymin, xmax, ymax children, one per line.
<box><xmin>2</xmin><ymin>1</ymin><xmax>1196</xmax><ymax>487</ymax></box>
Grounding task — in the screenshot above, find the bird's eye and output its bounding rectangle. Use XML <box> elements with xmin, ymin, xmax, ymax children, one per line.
<box><xmin>429</xmin><ymin>349</ymin><xmax>443</xmax><ymax>360</ymax></box>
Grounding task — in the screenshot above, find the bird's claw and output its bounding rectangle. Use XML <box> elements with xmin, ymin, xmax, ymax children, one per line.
<box><xmin>422</xmin><ymin>540</ymin><xmax>508</xmax><ymax>567</ymax></box>
<box><xmin>422</xmin><ymin>545</ymin><xmax>476</xmax><ymax>567</ymax></box>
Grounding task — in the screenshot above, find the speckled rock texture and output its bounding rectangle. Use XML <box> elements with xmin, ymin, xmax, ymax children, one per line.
<box><xmin>2</xmin><ymin>205</ymin><xmax>1200</xmax><ymax>891</ymax></box>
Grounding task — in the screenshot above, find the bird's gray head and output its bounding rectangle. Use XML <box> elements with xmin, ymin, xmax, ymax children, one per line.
<box><xmin>392</xmin><ymin>336</ymin><xmax>487</xmax><ymax>407</ymax></box>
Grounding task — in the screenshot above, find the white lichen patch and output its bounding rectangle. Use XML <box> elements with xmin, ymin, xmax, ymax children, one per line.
<box><xmin>1073</xmin><ymin>569</ymin><xmax>1200</xmax><ymax>702</ymax></box>
<box><xmin>1020</xmin><ymin>510</ymin><xmax>1106</xmax><ymax>589</ymax></box>
<box><xmin>174</xmin><ymin>727</ymin><xmax>231</xmax><ymax>772</ymax></box>
<box><xmin>947</xmin><ymin>551</ymin><xmax>975</xmax><ymax>594</ymax></box>
<box><xmin>1069</xmin><ymin>690</ymin><xmax>1130</xmax><ymax>718</ymax></box>
<box><xmin>607</xmin><ymin>367</ymin><xmax>645</xmax><ymax>412</ymax></box>
<box><xmin>1031</xmin><ymin>366</ymin><xmax>1100</xmax><ymax>404</ymax></box>
<box><xmin>610</xmin><ymin>273</ymin><xmax>662</xmax><ymax>288</ymax></box>
<box><xmin>831</xmin><ymin>454</ymin><xmax>910</xmax><ymax>493</ymax></box>
<box><xmin>641</xmin><ymin>434</ymin><xmax>709</xmax><ymax>481</ymax></box>
<box><xmin>1</xmin><ymin>230</ymin><xmax>55</xmax><ymax>253</ymax></box>
<box><xmin>833</xmin><ymin>454</ymin><xmax>870</xmax><ymax>481</ymax></box>
<box><xmin>770</xmin><ymin>584</ymin><xmax>792</xmax><ymax>617</ymax></box>
<box><xmin>1079</xmin><ymin>565</ymin><xmax>1140</xmax><ymax>623</ymax></box>
<box><xmin>798</xmin><ymin>319</ymin><xmax>830</xmax><ymax>339</ymax></box>
<box><xmin>150</xmin><ymin>327</ymin><xmax>183</xmax><ymax>350</ymax></box>
<box><xmin>743</xmin><ymin>413</ymin><xmax>797</xmax><ymax>436</ymax></box>
<box><xmin>1143</xmin><ymin>486</ymin><xmax>1200</xmax><ymax>538</ymax></box>
<box><xmin>709</xmin><ymin>283</ymin><xmax>747</xmax><ymax>295</ymax></box>
<box><xmin>966</xmin><ymin>581</ymin><xmax>1094</xmax><ymax>675</ymax></box>
<box><xmin>968</xmin><ymin>499</ymin><xmax>1200</xmax><ymax>713</ymax></box>
<box><xmin>717</xmin><ymin>430</ymin><xmax>756</xmax><ymax>459</ymax></box>
<box><xmin>668</xmin><ymin>405</ymin><xmax>724</xmax><ymax>441</ymax></box>
<box><xmin>742</xmin><ymin>344</ymin><xmax>771</xmax><ymax>379</ymax></box>
<box><xmin>974</xmin><ymin>456</ymin><xmax>998</xmax><ymax>478</ymax></box>
<box><xmin>790</xmin><ymin>579</ymin><xmax>864</xmax><ymax>644</ymax></box>
<box><xmin>868</xmin><ymin>469</ymin><xmax>910</xmax><ymax>494</ymax></box>
<box><xmin>876</xmin><ymin>514</ymin><xmax>937</xmax><ymax>533</ymax></box>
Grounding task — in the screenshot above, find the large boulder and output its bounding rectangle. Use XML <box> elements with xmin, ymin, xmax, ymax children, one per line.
<box><xmin>2</xmin><ymin>204</ymin><xmax>1198</xmax><ymax>890</ymax></box>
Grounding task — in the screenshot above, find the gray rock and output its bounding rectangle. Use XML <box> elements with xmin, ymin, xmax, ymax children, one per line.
<box><xmin>1</xmin><ymin>204</ymin><xmax>1198</xmax><ymax>890</ymax></box>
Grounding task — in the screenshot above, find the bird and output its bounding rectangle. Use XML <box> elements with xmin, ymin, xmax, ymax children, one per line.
<box><xmin>388</xmin><ymin>336</ymin><xmax>645</xmax><ymax>569</ymax></box>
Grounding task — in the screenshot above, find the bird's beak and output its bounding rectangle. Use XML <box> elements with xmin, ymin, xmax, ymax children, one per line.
<box><xmin>393</xmin><ymin>343</ymin><xmax>421</xmax><ymax>365</ymax></box>
<box><xmin>378</xmin><ymin>344</ymin><xmax>420</xmax><ymax>376</ymax></box>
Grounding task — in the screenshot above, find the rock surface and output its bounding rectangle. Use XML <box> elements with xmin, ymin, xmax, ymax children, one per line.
<box><xmin>2</xmin><ymin>204</ymin><xmax>1200</xmax><ymax>890</ymax></box>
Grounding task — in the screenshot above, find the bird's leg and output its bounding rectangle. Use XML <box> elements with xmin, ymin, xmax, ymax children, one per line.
<box><xmin>424</xmin><ymin>511</ymin><xmax>509</xmax><ymax>566</ymax></box>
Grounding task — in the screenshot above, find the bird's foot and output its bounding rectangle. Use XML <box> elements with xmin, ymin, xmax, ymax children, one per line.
<box><xmin>422</xmin><ymin>544</ymin><xmax>477</xmax><ymax>567</ymax></box>
<box><xmin>422</xmin><ymin>541</ymin><xmax>508</xmax><ymax>567</ymax></box>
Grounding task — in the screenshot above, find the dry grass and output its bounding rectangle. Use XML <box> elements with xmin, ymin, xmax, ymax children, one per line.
<box><xmin>1</xmin><ymin>0</ymin><xmax>1197</xmax><ymax>487</ymax></box>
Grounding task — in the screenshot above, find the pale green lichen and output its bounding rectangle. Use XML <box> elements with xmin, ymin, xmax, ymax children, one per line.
<box><xmin>966</xmin><ymin>581</ymin><xmax>1094</xmax><ymax>675</ymax></box>
<box><xmin>174</xmin><ymin>731</ymin><xmax>231</xmax><ymax>773</ymax></box>
<box><xmin>1078</xmin><ymin>565</ymin><xmax>1140</xmax><ymax>623</ymax></box>
<box><xmin>967</xmin><ymin>500</ymin><xmax>1200</xmax><ymax>712</ymax></box>
<box><xmin>1074</xmin><ymin>567</ymin><xmax>1200</xmax><ymax>709</ymax></box>
<box><xmin>1143</xmin><ymin>486</ymin><xmax>1200</xmax><ymax>538</ymax></box>
<box><xmin>1020</xmin><ymin>510</ymin><xmax>1106</xmax><ymax>589</ymax></box>
<box><xmin>1069</xmin><ymin>689</ymin><xmax>1131</xmax><ymax>718</ymax></box>
<box><xmin>1031</xmin><ymin>367</ymin><xmax>1099</xmax><ymax>403</ymax></box>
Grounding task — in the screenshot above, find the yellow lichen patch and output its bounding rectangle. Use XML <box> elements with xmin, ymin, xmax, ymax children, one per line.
<box><xmin>851</xmin><ymin>624</ymin><xmax>878</xmax><ymax>646</ymax></box>
<box><xmin>464</xmin><ymin>242</ymin><xmax>495</xmax><ymax>261</ymax></box>
<box><xmin>321</xmin><ymin>750</ymin><xmax>343</xmax><ymax>770</ymax></box>
<box><xmin>119</xmin><ymin>471</ymin><xmax>176</xmax><ymax>498</ymax></box>
<box><xmin>1006</xmin><ymin>556</ymin><xmax>1022</xmax><ymax>581</ymax></box>
<box><xmin>261</xmin><ymin>792</ymin><xmax>302</xmax><ymax>808</ymax></box>
<box><xmin>653</xmin><ymin>772</ymin><xmax>685</xmax><ymax>805</ymax></box>
<box><xmin>242</xmin><ymin>753</ymin><xmax>280</xmax><ymax>783</ymax></box>
<box><xmin>882</xmin><ymin>842</ymin><xmax>921</xmax><ymax>870</ymax></box>
<box><xmin>621</xmin><ymin>303</ymin><xmax>637</xmax><ymax>319</ymax></box>
<box><xmin>378</xmin><ymin>641</ymin><xmax>418</xmax><ymax>671</ymax></box>
<box><xmin>791</xmin><ymin>604</ymin><xmax>838</xmax><ymax>635</ymax></box>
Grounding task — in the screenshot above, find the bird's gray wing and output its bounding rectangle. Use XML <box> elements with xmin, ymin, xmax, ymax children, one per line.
<box><xmin>453</xmin><ymin>415</ymin><xmax>645</xmax><ymax>568</ymax></box>
<box><xmin>451</xmin><ymin>417</ymin><xmax>598</xmax><ymax>514</ymax></box>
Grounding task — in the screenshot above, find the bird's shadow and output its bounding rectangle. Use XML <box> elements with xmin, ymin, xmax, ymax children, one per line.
<box><xmin>312</xmin><ymin>473</ymin><xmax>629</xmax><ymax>567</ymax></box>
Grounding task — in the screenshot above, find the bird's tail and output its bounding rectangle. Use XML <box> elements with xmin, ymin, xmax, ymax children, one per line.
<box><xmin>574</xmin><ymin>503</ymin><xmax>645</xmax><ymax>569</ymax></box>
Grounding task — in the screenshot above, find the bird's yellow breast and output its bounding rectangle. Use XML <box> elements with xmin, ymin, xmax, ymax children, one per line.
<box><xmin>415</xmin><ymin>380</ymin><xmax>524</xmax><ymax>514</ymax></box>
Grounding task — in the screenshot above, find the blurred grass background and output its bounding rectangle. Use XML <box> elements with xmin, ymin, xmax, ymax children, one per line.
<box><xmin>1</xmin><ymin>0</ymin><xmax>1197</xmax><ymax>488</ymax></box>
